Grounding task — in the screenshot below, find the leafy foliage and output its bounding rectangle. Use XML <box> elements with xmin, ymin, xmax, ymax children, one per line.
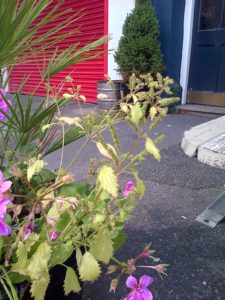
<box><xmin>114</xmin><ymin>0</ymin><xmax>164</xmax><ymax>81</ymax></box>
<box><xmin>64</xmin><ymin>267</ymin><xmax>81</xmax><ymax>295</ymax></box>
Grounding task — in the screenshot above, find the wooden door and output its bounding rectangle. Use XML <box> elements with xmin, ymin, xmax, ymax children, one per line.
<box><xmin>188</xmin><ymin>0</ymin><xmax>225</xmax><ymax>106</ymax></box>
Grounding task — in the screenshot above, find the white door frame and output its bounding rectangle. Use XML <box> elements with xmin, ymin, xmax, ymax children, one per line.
<box><xmin>180</xmin><ymin>0</ymin><xmax>196</xmax><ymax>105</ymax></box>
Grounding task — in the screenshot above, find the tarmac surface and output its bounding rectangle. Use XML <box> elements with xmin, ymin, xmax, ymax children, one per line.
<box><xmin>46</xmin><ymin>104</ymin><xmax>225</xmax><ymax>300</ymax></box>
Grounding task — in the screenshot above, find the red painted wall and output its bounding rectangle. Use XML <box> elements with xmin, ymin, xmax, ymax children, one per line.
<box><xmin>10</xmin><ymin>0</ymin><xmax>108</xmax><ymax>103</ymax></box>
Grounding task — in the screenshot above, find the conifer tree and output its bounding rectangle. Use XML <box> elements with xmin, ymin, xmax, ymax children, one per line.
<box><xmin>114</xmin><ymin>0</ymin><xmax>164</xmax><ymax>82</ymax></box>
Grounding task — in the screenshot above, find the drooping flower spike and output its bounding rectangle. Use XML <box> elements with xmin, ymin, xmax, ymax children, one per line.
<box><xmin>124</xmin><ymin>275</ymin><xmax>154</xmax><ymax>300</ymax></box>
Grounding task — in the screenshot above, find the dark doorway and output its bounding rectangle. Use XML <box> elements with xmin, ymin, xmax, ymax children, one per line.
<box><xmin>188</xmin><ymin>0</ymin><xmax>225</xmax><ymax>106</ymax></box>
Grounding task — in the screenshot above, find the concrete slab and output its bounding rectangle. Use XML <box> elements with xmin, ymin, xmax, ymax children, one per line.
<box><xmin>181</xmin><ymin>116</ymin><xmax>225</xmax><ymax>157</ymax></box>
<box><xmin>198</xmin><ymin>133</ymin><xmax>225</xmax><ymax>168</ymax></box>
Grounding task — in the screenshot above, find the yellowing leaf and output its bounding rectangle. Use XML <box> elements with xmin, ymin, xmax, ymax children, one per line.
<box><xmin>120</xmin><ymin>103</ymin><xmax>128</xmax><ymax>113</ymax></box>
<box><xmin>98</xmin><ymin>166</ymin><xmax>118</xmax><ymax>197</ymax></box>
<box><xmin>57</xmin><ymin>117</ymin><xmax>84</xmax><ymax>130</ymax></box>
<box><xmin>90</xmin><ymin>230</ymin><xmax>113</xmax><ymax>264</ymax></box>
<box><xmin>130</xmin><ymin>103</ymin><xmax>142</xmax><ymax>126</ymax></box>
<box><xmin>11</xmin><ymin>241</ymin><xmax>28</xmax><ymax>275</ymax></box>
<box><xmin>79</xmin><ymin>95</ymin><xmax>86</xmax><ymax>102</ymax></box>
<box><xmin>79</xmin><ymin>252</ymin><xmax>101</xmax><ymax>282</ymax></box>
<box><xmin>63</xmin><ymin>93</ymin><xmax>75</xmax><ymax>99</ymax></box>
<box><xmin>27</xmin><ymin>242</ymin><xmax>52</xmax><ymax>280</ymax></box>
<box><xmin>76</xmin><ymin>248</ymin><xmax>82</xmax><ymax>268</ymax></box>
<box><xmin>64</xmin><ymin>267</ymin><xmax>81</xmax><ymax>295</ymax></box>
<box><xmin>96</xmin><ymin>142</ymin><xmax>111</xmax><ymax>159</ymax></box>
<box><xmin>30</xmin><ymin>271</ymin><xmax>50</xmax><ymax>300</ymax></box>
<box><xmin>96</xmin><ymin>142</ymin><xmax>117</xmax><ymax>160</ymax></box>
<box><xmin>145</xmin><ymin>137</ymin><xmax>161</xmax><ymax>161</ymax></box>
<box><xmin>27</xmin><ymin>159</ymin><xmax>46</xmax><ymax>182</ymax></box>
<box><xmin>150</xmin><ymin>106</ymin><xmax>157</xmax><ymax>120</ymax></box>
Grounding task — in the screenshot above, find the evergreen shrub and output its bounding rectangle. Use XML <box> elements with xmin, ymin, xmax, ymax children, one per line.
<box><xmin>114</xmin><ymin>0</ymin><xmax>165</xmax><ymax>82</ymax></box>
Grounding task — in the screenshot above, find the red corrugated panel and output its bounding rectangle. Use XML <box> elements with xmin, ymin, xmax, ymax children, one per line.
<box><xmin>9</xmin><ymin>0</ymin><xmax>107</xmax><ymax>103</ymax></box>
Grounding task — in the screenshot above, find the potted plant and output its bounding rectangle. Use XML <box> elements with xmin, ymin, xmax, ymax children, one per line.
<box><xmin>0</xmin><ymin>1</ymin><xmax>179</xmax><ymax>300</ymax></box>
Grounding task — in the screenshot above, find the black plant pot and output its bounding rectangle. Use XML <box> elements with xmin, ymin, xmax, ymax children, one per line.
<box><xmin>97</xmin><ymin>80</ymin><xmax>128</xmax><ymax>110</ymax></box>
<box><xmin>21</xmin><ymin>254</ymin><xmax>83</xmax><ymax>300</ymax></box>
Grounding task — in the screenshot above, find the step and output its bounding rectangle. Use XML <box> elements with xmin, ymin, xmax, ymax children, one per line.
<box><xmin>181</xmin><ymin>116</ymin><xmax>225</xmax><ymax>157</ymax></box>
<box><xmin>177</xmin><ymin>104</ymin><xmax>225</xmax><ymax>116</ymax></box>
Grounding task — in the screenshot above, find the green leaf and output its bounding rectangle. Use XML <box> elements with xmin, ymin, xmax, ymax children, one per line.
<box><xmin>90</xmin><ymin>230</ymin><xmax>113</xmax><ymax>264</ymax></box>
<box><xmin>27</xmin><ymin>159</ymin><xmax>47</xmax><ymax>182</ymax></box>
<box><xmin>49</xmin><ymin>242</ymin><xmax>73</xmax><ymax>267</ymax></box>
<box><xmin>27</xmin><ymin>242</ymin><xmax>52</xmax><ymax>280</ymax></box>
<box><xmin>11</xmin><ymin>242</ymin><xmax>28</xmax><ymax>276</ymax></box>
<box><xmin>98</xmin><ymin>166</ymin><xmax>118</xmax><ymax>197</ymax></box>
<box><xmin>145</xmin><ymin>137</ymin><xmax>161</xmax><ymax>161</ymax></box>
<box><xmin>79</xmin><ymin>252</ymin><xmax>101</xmax><ymax>282</ymax></box>
<box><xmin>130</xmin><ymin>103</ymin><xmax>143</xmax><ymax>126</ymax></box>
<box><xmin>113</xmin><ymin>231</ymin><xmax>128</xmax><ymax>252</ymax></box>
<box><xmin>25</xmin><ymin>233</ymin><xmax>39</xmax><ymax>252</ymax></box>
<box><xmin>30</xmin><ymin>271</ymin><xmax>50</xmax><ymax>300</ymax></box>
<box><xmin>64</xmin><ymin>267</ymin><xmax>81</xmax><ymax>296</ymax></box>
<box><xmin>60</xmin><ymin>183</ymin><xmax>91</xmax><ymax>199</ymax></box>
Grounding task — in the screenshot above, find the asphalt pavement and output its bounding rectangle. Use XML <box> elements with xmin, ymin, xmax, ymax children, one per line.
<box><xmin>46</xmin><ymin>104</ymin><xmax>225</xmax><ymax>300</ymax></box>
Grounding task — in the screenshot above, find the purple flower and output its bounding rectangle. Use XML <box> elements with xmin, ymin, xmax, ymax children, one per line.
<box><xmin>0</xmin><ymin>89</ymin><xmax>8</xmax><ymax>121</ymax></box>
<box><xmin>123</xmin><ymin>181</ymin><xmax>135</xmax><ymax>197</ymax></box>
<box><xmin>124</xmin><ymin>275</ymin><xmax>154</xmax><ymax>300</ymax></box>
<box><xmin>0</xmin><ymin>171</ymin><xmax>13</xmax><ymax>219</ymax></box>
<box><xmin>0</xmin><ymin>219</ymin><xmax>12</xmax><ymax>236</ymax></box>
<box><xmin>49</xmin><ymin>231</ymin><xmax>59</xmax><ymax>241</ymax></box>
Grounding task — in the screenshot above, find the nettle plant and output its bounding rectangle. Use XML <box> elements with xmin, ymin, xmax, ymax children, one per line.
<box><xmin>0</xmin><ymin>73</ymin><xmax>179</xmax><ymax>300</ymax></box>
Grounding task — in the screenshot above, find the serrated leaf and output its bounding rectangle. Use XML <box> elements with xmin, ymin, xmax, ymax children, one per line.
<box><xmin>130</xmin><ymin>103</ymin><xmax>142</xmax><ymax>126</ymax></box>
<box><xmin>11</xmin><ymin>242</ymin><xmax>28</xmax><ymax>275</ymax></box>
<box><xmin>27</xmin><ymin>242</ymin><xmax>52</xmax><ymax>280</ymax></box>
<box><xmin>79</xmin><ymin>252</ymin><xmax>101</xmax><ymax>281</ymax></box>
<box><xmin>145</xmin><ymin>137</ymin><xmax>161</xmax><ymax>161</ymax></box>
<box><xmin>98</xmin><ymin>166</ymin><xmax>118</xmax><ymax>197</ymax></box>
<box><xmin>27</xmin><ymin>159</ymin><xmax>46</xmax><ymax>181</ymax></box>
<box><xmin>30</xmin><ymin>271</ymin><xmax>50</xmax><ymax>300</ymax></box>
<box><xmin>25</xmin><ymin>233</ymin><xmax>39</xmax><ymax>252</ymax></box>
<box><xmin>64</xmin><ymin>267</ymin><xmax>81</xmax><ymax>295</ymax></box>
<box><xmin>96</xmin><ymin>142</ymin><xmax>112</xmax><ymax>159</ymax></box>
<box><xmin>90</xmin><ymin>230</ymin><xmax>113</xmax><ymax>264</ymax></box>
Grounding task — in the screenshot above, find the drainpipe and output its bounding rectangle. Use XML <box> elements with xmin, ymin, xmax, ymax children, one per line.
<box><xmin>180</xmin><ymin>0</ymin><xmax>195</xmax><ymax>105</ymax></box>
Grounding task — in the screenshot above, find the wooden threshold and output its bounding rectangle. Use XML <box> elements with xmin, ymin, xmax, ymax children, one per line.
<box><xmin>187</xmin><ymin>91</ymin><xmax>225</xmax><ymax>107</ymax></box>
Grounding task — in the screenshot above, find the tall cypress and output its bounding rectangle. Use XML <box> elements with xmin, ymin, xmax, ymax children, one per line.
<box><xmin>114</xmin><ymin>0</ymin><xmax>165</xmax><ymax>82</ymax></box>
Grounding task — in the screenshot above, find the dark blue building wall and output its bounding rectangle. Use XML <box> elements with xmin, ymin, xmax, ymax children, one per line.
<box><xmin>151</xmin><ymin>0</ymin><xmax>185</xmax><ymax>82</ymax></box>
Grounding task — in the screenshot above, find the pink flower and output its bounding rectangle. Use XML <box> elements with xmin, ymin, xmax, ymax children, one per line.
<box><xmin>49</xmin><ymin>231</ymin><xmax>59</xmax><ymax>240</ymax></box>
<box><xmin>0</xmin><ymin>171</ymin><xmax>13</xmax><ymax>221</ymax></box>
<box><xmin>123</xmin><ymin>181</ymin><xmax>135</xmax><ymax>197</ymax></box>
<box><xmin>0</xmin><ymin>219</ymin><xmax>12</xmax><ymax>236</ymax></box>
<box><xmin>124</xmin><ymin>275</ymin><xmax>154</xmax><ymax>300</ymax></box>
<box><xmin>0</xmin><ymin>89</ymin><xmax>9</xmax><ymax>121</ymax></box>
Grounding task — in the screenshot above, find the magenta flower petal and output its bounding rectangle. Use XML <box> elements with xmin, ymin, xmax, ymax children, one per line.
<box><xmin>123</xmin><ymin>181</ymin><xmax>135</xmax><ymax>197</ymax></box>
<box><xmin>49</xmin><ymin>231</ymin><xmax>59</xmax><ymax>241</ymax></box>
<box><xmin>139</xmin><ymin>275</ymin><xmax>153</xmax><ymax>288</ymax></box>
<box><xmin>0</xmin><ymin>171</ymin><xmax>3</xmax><ymax>185</ymax></box>
<box><xmin>126</xmin><ymin>276</ymin><xmax>138</xmax><ymax>289</ymax></box>
<box><xmin>0</xmin><ymin>180</ymin><xmax>12</xmax><ymax>193</ymax></box>
<box><xmin>0</xmin><ymin>205</ymin><xmax>7</xmax><ymax>219</ymax></box>
<box><xmin>0</xmin><ymin>219</ymin><xmax>12</xmax><ymax>236</ymax></box>
<box><xmin>140</xmin><ymin>288</ymin><xmax>153</xmax><ymax>300</ymax></box>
